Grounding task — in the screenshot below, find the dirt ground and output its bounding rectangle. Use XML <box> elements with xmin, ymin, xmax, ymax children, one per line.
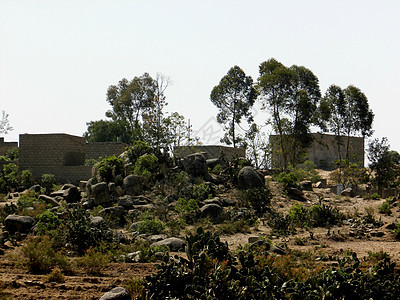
<box><xmin>1</xmin><ymin>170</ymin><xmax>400</xmax><ymax>299</ymax></box>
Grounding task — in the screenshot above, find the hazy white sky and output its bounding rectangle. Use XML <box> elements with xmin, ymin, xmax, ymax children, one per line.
<box><xmin>1</xmin><ymin>1</ymin><xmax>400</xmax><ymax>153</ymax></box>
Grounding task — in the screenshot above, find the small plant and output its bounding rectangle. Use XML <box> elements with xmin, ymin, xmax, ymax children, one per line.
<box><xmin>45</xmin><ymin>267</ymin><xmax>65</xmax><ymax>283</ymax></box>
<box><xmin>2</xmin><ymin>163</ymin><xmax>19</xmax><ymax>190</ymax></box>
<box><xmin>192</xmin><ymin>182</ymin><xmax>213</xmax><ymax>200</ymax></box>
<box><xmin>378</xmin><ymin>200</ymin><xmax>392</xmax><ymax>216</ymax></box>
<box><xmin>126</xmin><ymin>277</ymin><xmax>145</xmax><ymax>299</ymax></box>
<box><xmin>368</xmin><ymin>192</ymin><xmax>381</xmax><ymax>200</ymax></box>
<box><xmin>20</xmin><ymin>170</ymin><xmax>34</xmax><ymax>189</ymax></box>
<box><xmin>175</xmin><ymin>198</ymin><xmax>199</xmax><ymax>214</ymax></box>
<box><xmin>97</xmin><ymin>155</ymin><xmax>124</xmax><ymax>182</ymax></box>
<box><xmin>76</xmin><ymin>247</ymin><xmax>110</xmax><ymax>275</ymax></box>
<box><xmin>288</xmin><ymin>202</ymin><xmax>310</xmax><ymax>228</ymax></box>
<box><xmin>309</xmin><ymin>204</ymin><xmax>343</xmax><ymax>227</ymax></box>
<box><xmin>136</xmin><ymin>218</ymin><xmax>165</xmax><ymax>235</ymax></box>
<box><xmin>40</xmin><ymin>174</ymin><xmax>57</xmax><ymax>194</ymax></box>
<box><xmin>241</xmin><ymin>187</ymin><xmax>272</xmax><ymax>217</ymax></box>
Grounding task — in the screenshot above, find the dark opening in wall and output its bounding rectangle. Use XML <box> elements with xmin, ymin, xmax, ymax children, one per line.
<box><xmin>63</xmin><ymin>152</ymin><xmax>85</xmax><ymax>166</ymax></box>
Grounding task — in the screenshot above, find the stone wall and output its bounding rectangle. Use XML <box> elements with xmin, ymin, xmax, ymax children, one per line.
<box><xmin>86</xmin><ymin>142</ymin><xmax>128</xmax><ymax>161</ymax></box>
<box><xmin>19</xmin><ymin>134</ymin><xmax>91</xmax><ymax>183</ymax></box>
<box><xmin>0</xmin><ymin>137</ymin><xmax>18</xmax><ymax>156</ymax></box>
<box><xmin>174</xmin><ymin>145</ymin><xmax>245</xmax><ymax>161</ymax></box>
<box><xmin>270</xmin><ymin>133</ymin><xmax>365</xmax><ymax>169</ymax></box>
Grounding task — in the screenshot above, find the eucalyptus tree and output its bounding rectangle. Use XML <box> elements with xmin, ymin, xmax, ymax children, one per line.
<box><xmin>257</xmin><ymin>58</ymin><xmax>321</xmax><ymax>169</ymax></box>
<box><xmin>0</xmin><ymin>110</ymin><xmax>12</xmax><ymax>134</ymax></box>
<box><xmin>210</xmin><ymin>65</ymin><xmax>257</xmax><ymax>147</ymax></box>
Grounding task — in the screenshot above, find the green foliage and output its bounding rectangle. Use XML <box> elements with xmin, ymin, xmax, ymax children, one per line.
<box><xmin>16</xmin><ymin>192</ymin><xmax>37</xmax><ymax>211</ymax></box>
<box><xmin>309</xmin><ymin>203</ymin><xmax>343</xmax><ymax>227</ymax></box>
<box><xmin>136</xmin><ymin>218</ymin><xmax>165</xmax><ymax>235</ymax></box>
<box><xmin>288</xmin><ymin>202</ymin><xmax>310</xmax><ymax>228</ymax></box>
<box><xmin>40</xmin><ymin>174</ymin><xmax>57</xmax><ymax>195</ymax></box>
<box><xmin>18</xmin><ymin>236</ymin><xmax>70</xmax><ymax>274</ymax></box>
<box><xmin>126</xmin><ymin>140</ymin><xmax>151</xmax><ymax>163</ymax></box>
<box><xmin>45</xmin><ymin>267</ymin><xmax>65</xmax><ymax>283</ymax></box>
<box><xmin>367</xmin><ymin>193</ymin><xmax>381</xmax><ymax>200</ymax></box>
<box><xmin>2</xmin><ymin>163</ymin><xmax>19</xmax><ymax>189</ymax></box>
<box><xmin>241</xmin><ymin>187</ymin><xmax>272</xmax><ymax>217</ymax></box>
<box><xmin>64</xmin><ymin>205</ymin><xmax>115</xmax><ymax>255</ymax></box>
<box><xmin>134</xmin><ymin>154</ymin><xmax>158</xmax><ymax>175</ymax></box>
<box><xmin>266</xmin><ymin>210</ymin><xmax>296</xmax><ymax>236</ymax></box>
<box><xmin>20</xmin><ymin>170</ymin><xmax>34</xmax><ymax>189</ymax></box>
<box><xmin>378</xmin><ymin>200</ymin><xmax>392</xmax><ymax>216</ymax></box>
<box><xmin>192</xmin><ymin>182</ymin><xmax>213</xmax><ymax>200</ymax></box>
<box><xmin>175</xmin><ymin>198</ymin><xmax>199</xmax><ymax>214</ymax></box>
<box><xmin>35</xmin><ymin>211</ymin><xmax>61</xmax><ymax>236</ymax></box>
<box><xmin>210</xmin><ymin>65</ymin><xmax>257</xmax><ymax>147</ymax></box>
<box><xmin>330</xmin><ymin>160</ymin><xmax>369</xmax><ymax>188</ymax></box>
<box><xmin>97</xmin><ymin>155</ymin><xmax>124</xmax><ymax>183</ymax></box>
<box><xmin>84</xmin><ymin>119</ymin><xmax>134</xmax><ymax>144</ymax></box>
<box><xmin>275</xmin><ymin>171</ymin><xmax>299</xmax><ymax>186</ymax></box>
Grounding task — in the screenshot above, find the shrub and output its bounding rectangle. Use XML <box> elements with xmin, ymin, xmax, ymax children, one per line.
<box><xmin>378</xmin><ymin>200</ymin><xmax>392</xmax><ymax>216</ymax></box>
<box><xmin>126</xmin><ymin>140</ymin><xmax>151</xmax><ymax>163</ymax></box>
<box><xmin>288</xmin><ymin>202</ymin><xmax>310</xmax><ymax>228</ymax></box>
<box><xmin>45</xmin><ymin>267</ymin><xmax>65</xmax><ymax>283</ymax></box>
<box><xmin>136</xmin><ymin>218</ymin><xmax>165</xmax><ymax>235</ymax></box>
<box><xmin>309</xmin><ymin>204</ymin><xmax>343</xmax><ymax>227</ymax></box>
<box><xmin>368</xmin><ymin>193</ymin><xmax>381</xmax><ymax>200</ymax></box>
<box><xmin>75</xmin><ymin>247</ymin><xmax>110</xmax><ymax>275</ymax></box>
<box><xmin>21</xmin><ymin>170</ymin><xmax>34</xmax><ymax>189</ymax></box>
<box><xmin>19</xmin><ymin>236</ymin><xmax>70</xmax><ymax>274</ymax></box>
<box><xmin>175</xmin><ymin>198</ymin><xmax>199</xmax><ymax>214</ymax></box>
<box><xmin>2</xmin><ymin>163</ymin><xmax>19</xmax><ymax>189</ymax></box>
<box><xmin>241</xmin><ymin>187</ymin><xmax>272</xmax><ymax>217</ymax></box>
<box><xmin>40</xmin><ymin>174</ymin><xmax>56</xmax><ymax>194</ymax></box>
<box><xmin>275</xmin><ymin>171</ymin><xmax>299</xmax><ymax>186</ymax></box>
<box><xmin>193</xmin><ymin>182</ymin><xmax>213</xmax><ymax>200</ymax></box>
<box><xmin>35</xmin><ymin>211</ymin><xmax>61</xmax><ymax>236</ymax></box>
<box><xmin>97</xmin><ymin>155</ymin><xmax>124</xmax><ymax>182</ymax></box>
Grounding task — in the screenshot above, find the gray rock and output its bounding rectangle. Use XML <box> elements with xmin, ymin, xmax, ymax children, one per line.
<box><xmin>4</xmin><ymin>214</ymin><xmax>35</xmax><ymax>234</ymax></box>
<box><xmin>29</xmin><ymin>185</ymin><xmax>42</xmax><ymax>193</ymax></box>
<box><xmin>238</xmin><ymin>166</ymin><xmax>264</xmax><ymax>189</ymax></box>
<box><xmin>51</xmin><ymin>186</ymin><xmax>81</xmax><ymax>203</ymax></box>
<box><xmin>99</xmin><ymin>206</ymin><xmax>125</xmax><ymax>219</ymax></box>
<box><xmin>200</xmin><ymin>203</ymin><xmax>223</xmax><ymax>219</ymax></box>
<box><xmin>180</xmin><ymin>153</ymin><xmax>208</xmax><ymax>177</ymax></box>
<box><xmin>151</xmin><ymin>237</ymin><xmax>186</xmax><ymax>251</ymax></box>
<box><xmin>147</xmin><ymin>234</ymin><xmax>168</xmax><ymax>243</ymax></box>
<box><xmin>91</xmin><ymin>182</ymin><xmax>111</xmax><ymax>205</ymax></box>
<box><xmin>123</xmin><ymin>175</ymin><xmax>143</xmax><ymax>196</ymax></box>
<box><xmin>100</xmin><ymin>286</ymin><xmax>130</xmax><ymax>300</ymax></box>
<box><xmin>221</xmin><ymin>198</ymin><xmax>236</xmax><ymax>207</ymax></box>
<box><xmin>38</xmin><ymin>194</ymin><xmax>60</xmax><ymax>207</ymax></box>
<box><xmin>203</xmin><ymin>197</ymin><xmax>222</xmax><ymax>206</ymax></box>
<box><xmin>118</xmin><ymin>195</ymin><xmax>134</xmax><ymax>209</ymax></box>
<box><xmin>206</xmin><ymin>158</ymin><xmax>226</xmax><ymax>169</ymax></box>
<box><xmin>90</xmin><ymin>216</ymin><xmax>105</xmax><ymax>227</ymax></box>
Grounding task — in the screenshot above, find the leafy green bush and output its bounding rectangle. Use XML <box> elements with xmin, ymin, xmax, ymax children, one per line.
<box><xmin>367</xmin><ymin>192</ymin><xmax>381</xmax><ymax>200</ymax></box>
<box><xmin>35</xmin><ymin>211</ymin><xmax>61</xmax><ymax>236</ymax></box>
<box><xmin>40</xmin><ymin>174</ymin><xmax>57</xmax><ymax>194</ymax></box>
<box><xmin>193</xmin><ymin>182</ymin><xmax>213</xmax><ymax>200</ymax></box>
<box><xmin>309</xmin><ymin>204</ymin><xmax>343</xmax><ymax>227</ymax></box>
<box><xmin>378</xmin><ymin>200</ymin><xmax>392</xmax><ymax>215</ymax></box>
<box><xmin>175</xmin><ymin>198</ymin><xmax>199</xmax><ymax>214</ymax></box>
<box><xmin>2</xmin><ymin>163</ymin><xmax>19</xmax><ymax>189</ymax></box>
<box><xmin>136</xmin><ymin>218</ymin><xmax>165</xmax><ymax>235</ymax></box>
<box><xmin>45</xmin><ymin>267</ymin><xmax>65</xmax><ymax>283</ymax></box>
<box><xmin>97</xmin><ymin>155</ymin><xmax>124</xmax><ymax>182</ymax></box>
<box><xmin>126</xmin><ymin>140</ymin><xmax>151</xmax><ymax>163</ymax></box>
<box><xmin>288</xmin><ymin>202</ymin><xmax>310</xmax><ymax>228</ymax></box>
<box><xmin>275</xmin><ymin>171</ymin><xmax>299</xmax><ymax>186</ymax></box>
<box><xmin>241</xmin><ymin>187</ymin><xmax>272</xmax><ymax>217</ymax></box>
<box><xmin>21</xmin><ymin>170</ymin><xmax>34</xmax><ymax>189</ymax></box>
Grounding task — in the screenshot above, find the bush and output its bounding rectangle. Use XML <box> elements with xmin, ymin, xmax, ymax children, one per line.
<box><xmin>241</xmin><ymin>187</ymin><xmax>272</xmax><ymax>217</ymax></box>
<box><xmin>126</xmin><ymin>141</ymin><xmax>151</xmax><ymax>163</ymax></box>
<box><xmin>21</xmin><ymin>170</ymin><xmax>34</xmax><ymax>189</ymax></box>
<box><xmin>76</xmin><ymin>247</ymin><xmax>110</xmax><ymax>275</ymax></box>
<box><xmin>309</xmin><ymin>204</ymin><xmax>343</xmax><ymax>227</ymax></box>
<box><xmin>40</xmin><ymin>174</ymin><xmax>57</xmax><ymax>194</ymax></box>
<box><xmin>35</xmin><ymin>211</ymin><xmax>61</xmax><ymax>236</ymax></box>
<box><xmin>2</xmin><ymin>163</ymin><xmax>19</xmax><ymax>190</ymax></box>
<box><xmin>19</xmin><ymin>236</ymin><xmax>70</xmax><ymax>274</ymax></box>
<box><xmin>175</xmin><ymin>198</ymin><xmax>199</xmax><ymax>214</ymax></box>
<box><xmin>288</xmin><ymin>202</ymin><xmax>310</xmax><ymax>228</ymax></box>
<box><xmin>275</xmin><ymin>171</ymin><xmax>299</xmax><ymax>186</ymax></box>
<box><xmin>378</xmin><ymin>200</ymin><xmax>392</xmax><ymax>216</ymax></box>
<box><xmin>193</xmin><ymin>182</ymin><xmax>213</xmax><ymax>200</ymax></box>
<box><xmin>45</xmin><ymin>267</ymin><xmax>65</xmax><ymax>283</ymax></box>
<box><xmin>136</xmin><ymin>218</ymin><xmax>165</xmax><ymax>235</ymax></box>
<box><xmin>97</xmin><ymin>155</ymin><xmax>124</xmax><ymax>183</ymax></box>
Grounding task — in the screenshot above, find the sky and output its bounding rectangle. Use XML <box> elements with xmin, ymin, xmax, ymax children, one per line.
<box><xmin>1</xmin><ymin>1</ymin><xmax>400</xmax><ymax>157</ymax></box>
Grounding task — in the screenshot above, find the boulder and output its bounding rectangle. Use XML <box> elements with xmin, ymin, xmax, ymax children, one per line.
<box><xmin>206</xmin><ymin>158</ymin><xmax>226</xmax><ymax>169</ymax></box>
<box><xmin>341</xmin><ymin>187</ymin><xmax>355</xmax><ymax>197</ymax></box>
<box><xmin>4</xmin><ymin>214</ymin><xmax>35</xmax><ymax>234</ymax></box>
<box><xmin>38</xmin><ymin>194</ymin><xmax>60</xmax><ymax>207</ymax></box>
<box><xmin>123</xmin><ymin>175</ymin><xmax>143</xmax><ymax>196</ymax></box>
<box><xmin>29</xmin><ymin>185</ymin><xmax>42</xmax><ymax>193</ymax></box>
<box><xmin>180</xmin><ymin>153</ymin><xmax>208</xmax><ymax>177</ymax></box>
<box><xmin>91</xmin><ymin>182</ymin><xmax>111</xmax><ymax>205</ymax></box>
<box><xmin>90</xmin><ymin>216</ymin><xmax>105</xmax><ymax>227</ymax></box>
<box><xmin>99</xmin><ymin>206</ymin><xmax>126</xmax><ymax>219</ymax></box>
<box><xmin>200</xmin><ymin>203</ymin><xmax>223</xmax><ymax>219</ymax></box>
<box><xmin>118</xmin><ymin>195</ymin><xmax>134</xmax><ymax>209</ymax></box>
<box><xmin>203</xmin><ymin>197</ymin><xmax>222</xmax><ymax>206</ymax></box>
<box><xmin>238</xmin><ymin>166</ymin><xmax>264</xmax><ymax>189</ymax></box>
<box><xmin>100</xmin><ymin>287</ymin><xmax>130</xmax><ymax>300</ymax></box>
<box><xmin>150</xmin><ymin>237</ymin><xmax>186</xmax><ymax>251</ymax></box>
<box><xmin>51</xmin><ymin>186</ymin><xmax>81</xmax><ymax>203</ymax></box>
<box><xmin>299</xmin><ymin>180</ymin><xmax>313</xmax><ymax>191</ymax></box>
<box><xmin>286</xmin><ymin>185</ymin><xmax>305</xmax><ymax>201</ymax></box>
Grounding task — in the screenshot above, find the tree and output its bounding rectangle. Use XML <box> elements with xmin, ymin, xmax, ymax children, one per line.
<box><xmin>163</xmin><ymin>112</ymin><xmax>199</xmax><ymax>149</ymax></box>
<box><xmin>210</xmin><ymin>65</ymin><xmax>257</xmax><ymax>147</ymax></box>
<box><xmin>320</xmin><ymin>84</ymin><xmax>374</xmax><ymax>163</ymax></box>
<box><xmin>106</xmin><ymin>73</ymin><xmax>156</xmax><ymax>134</ymax></box>
<box><xmin>0</xmin><ymin>110</ymin><xmax>13</xmax><ymax>134</ymax></box>
<box><xmin>257</xmin><ymin>58</ymin><xmax>321</xmax><ymax>169</ymax></box>
<box><xmin>83</xmin><ymin>119</ymin><xmax>133</xmax><ymax>144</ymax></box>
<box><xmin>242</xmin><ymin>123</ymin><xmax>271</xmax><ymax>169</ymax></box>
<box><xmin>368</xmin><ymin>137</ymin><xmax>400</xmax><ymax>190</ymax></box>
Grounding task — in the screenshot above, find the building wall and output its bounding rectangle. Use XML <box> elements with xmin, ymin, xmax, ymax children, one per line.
<box><xmin>19</xmin><ymin>133</ymin><xmax>91</xmax><ymax>183</ymax></box>
<box><xmin>270</xmin><ymin>133</ymin><xmax>364</xmax><ymax>169</ymax></box>
<box><xmin>174</xmin><ymin>145</ymin><xmax>245</xmax><ymax>161</ymax></box>
<box><xmin>0</xmin><ymin>137</ymin><xmax>18</xmax><ymax>156</ymax></box>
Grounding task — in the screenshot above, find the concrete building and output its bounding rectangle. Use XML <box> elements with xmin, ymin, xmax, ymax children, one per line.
<box><xmin>270</xmin><ymin>133</ymin><xmax>365</xmax><ymax>169</ymax></box>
